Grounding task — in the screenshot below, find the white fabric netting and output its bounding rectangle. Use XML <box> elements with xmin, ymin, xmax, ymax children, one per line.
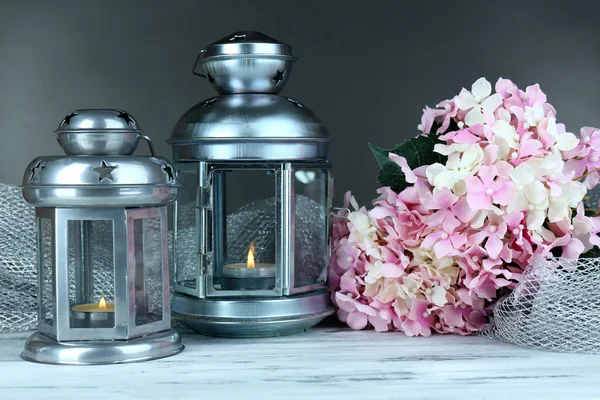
<box><xmin>482</xmin><ymin>256</ymin><xmax>600</xmax><ymax>354</ymax></box>
<box><xmin>0</xmin><ymin>183</ymin><xmax>326</xmax><ymax>332</ymax></box>
<box><xmin>0</xmin><ymin>184</ymin><xmax>38</xmax><ymax>332</ymax></box>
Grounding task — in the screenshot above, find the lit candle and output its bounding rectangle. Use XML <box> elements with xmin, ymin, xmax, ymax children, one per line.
<box><xmin>71</xmin><ymin>296</ymin><xmax>115</xmax><ymax>328</ymax></box>
<box><xmin>222</xmin><ymin>243</ymin><xmax>275</xmax><ymax>290</ymax></box>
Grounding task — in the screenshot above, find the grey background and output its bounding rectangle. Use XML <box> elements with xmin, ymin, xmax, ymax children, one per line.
<box><xmin>1</xmin><ymin>0</ymin><xmax>599</xmax><ymax>206</ymax></box>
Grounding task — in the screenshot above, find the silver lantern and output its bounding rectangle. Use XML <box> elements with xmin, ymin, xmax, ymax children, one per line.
<box><xmin>168</xmin><ymin>31</ymin><xmax>335</xmax><ymax>337</ymax></box>
<box><xmin>20</xmin><ymin>109</ymin><xmax>183</xmax><ymax>365</ymax></box>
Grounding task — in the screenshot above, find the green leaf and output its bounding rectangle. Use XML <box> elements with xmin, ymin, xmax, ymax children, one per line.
<box><xmin>369</xmin><ymin>143</ymin><xmax>407</xmax><ymax>193</ymax></box>
<box><xmin>369</xmin><ymin>134</ymin><xmax>447</xmax><ymax>193</ymax></box>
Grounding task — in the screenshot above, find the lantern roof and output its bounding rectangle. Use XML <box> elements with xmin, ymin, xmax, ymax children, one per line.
<box><xmin>169</xmin><ymin>31</ymin><xmax>330</xmax><ymax>161</ymax></box>
<box><xmin>22</xmin><ymin>109</ymin><xmax>178</xmax><ymax>207</ymax></box>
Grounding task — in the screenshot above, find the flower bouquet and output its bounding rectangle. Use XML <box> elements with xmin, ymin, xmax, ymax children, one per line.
<box><xmin>329</xmin><ymin>77</ymin><xmax>600</xmax><ymax>336</ymax></box>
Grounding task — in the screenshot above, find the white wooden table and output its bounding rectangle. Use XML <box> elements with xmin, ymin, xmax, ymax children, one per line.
<box><xmin>1</xmin><ymin>324</ymin><xmax>599</xmax><ymax>400</ymax></box>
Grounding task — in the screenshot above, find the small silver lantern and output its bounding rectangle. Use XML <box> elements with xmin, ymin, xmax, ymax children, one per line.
<box><xmin>168</xmin><ymin>31</ymin><xmax>335</xmax><ymax>337</ymax></box>
<box><xmin>20</xmin><ymin>109</ymin><xmax>183</xmax><ymax>364</ymax></box>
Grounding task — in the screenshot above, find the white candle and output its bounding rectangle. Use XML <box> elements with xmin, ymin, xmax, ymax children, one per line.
<box><xmin>71</xmin><ymin>296</ymin><xmax>115</xmax><ymax>328</ymax></box>
<box><xmin>221</xmin><ymin>243</ymin><xmax>275</xmax><ymax>289</ymax></box>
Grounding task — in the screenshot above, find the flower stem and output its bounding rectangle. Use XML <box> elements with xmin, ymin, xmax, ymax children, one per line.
<box><xmin>574</xmin><ymin>166</ymin><xmax>600</xmax><ymax>181</ymax></box>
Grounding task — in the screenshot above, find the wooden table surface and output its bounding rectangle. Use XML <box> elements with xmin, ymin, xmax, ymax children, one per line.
<box><xmin>1</xmin><ymin>325</ymin><xmax>599</xmax><ymax>400</ymax></box>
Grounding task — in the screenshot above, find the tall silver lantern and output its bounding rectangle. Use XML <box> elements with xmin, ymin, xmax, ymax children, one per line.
<box><xmin>20</xmin><ymin>109</ymin><xmax>184</xmax><ymax>364</ymax></box>
<box><xmin>168</xmin><ymin>31</ymin><xmax>335</xmax><ymax>337</ymax></box>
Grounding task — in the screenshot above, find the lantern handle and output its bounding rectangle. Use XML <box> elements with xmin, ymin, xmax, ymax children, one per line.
<box><xmin>330</xmin><ymin>207</ymin><xmax>350</xmax><ymax>220</ymax></box>
<box><xmin>192</xmin><ymin>50</ymin><xmax>207</xmax><ymax>78</ymax></box>
<box><xmin>139</xmin><ymin>135</ymin><xmax>157</xmax><ymax>157</ymax></box>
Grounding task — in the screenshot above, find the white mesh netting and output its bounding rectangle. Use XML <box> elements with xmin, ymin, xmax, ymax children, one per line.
<box><xmin>0</xmin><ymin>184</ymin><xmax>38</xmax><ymax>332</ymax></box>
<box><xmin>482</xmin><ymin>256</ymin><xmax>600</xmax><ymax>354</ymax></box>
<box><xmin>0</xmin><ymin>183</ymin><xmax>326</xmax><ymax>332</ymax></box>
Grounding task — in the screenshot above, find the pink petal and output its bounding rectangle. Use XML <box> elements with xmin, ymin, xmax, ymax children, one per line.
<box><xmin>452</xmin><ymin>129</ymin><xmax>481</xmax><ymax>144</ymax></box>
<box><xmin>380</xmin><ymin>262</ymin><xmax>405</xmax><ymax>278</ymax></box>
<box><xmin>486</xmin><ymin>234</ymin><xmax>503</xmax><ymax>259</ymax></box>
<box><xmin>453</xmin><ymin>197</ymin><xmax>476</xmax><ymax>222</ymax></box>
<box><xmin>434</xmin><ymin>238</ymin><xmax>454</xmax><ymax>258</ymax></box>
<box><xmin>369</xmin><ymin>315</ymin><xmax>390</xmax><ymax>332</ymax></box>
<box><xmin>442</xmin><ymin>305</ymin><xmax>464</xmax><ymax>328</ymax></box>
<box><xmin>442</xmin><ymin>213</ymin><xmax>461</xmax><ymax>233</ymax></box>
<box><xmin>340</xmin><ymin>271</ymin><xmax>360</xmax><ymax>296</ymax></box>
<box><xmin>562</xmin><ymin>238</ymin><xmax>585</xmax><ymax>259</ymax></box>
<box><xmin>370</xmin><ymin>206</ymin><xmax>396</xmax><ymax>219</ymax></box>
<box><xmin>520</xmin><ymin>137</ymin><xmax>542</xmax><ymax>158</ymax></box>
<box><xmin>335</xmin><ymin>292</ymin><xmax>358</xmax><ymax>313</ymax></box>
<box><xmin>389</xmin><ymin>153</ymin><xmax>418</xmax><ymax>184</ymax></box>
<box><xmin>347</xmin><ymin>311</ymin><xmax>369</xmax><ymax>330</ymax></box>
<box><xmin>525</xmin><ymin>84</ymin><xmax>547</xmax><ymax>105</ymax></box>
<box><xmin>432</xmin><ymin>188</ymin><xmax>459</xmax><ymax>208</ymax></box>
<box><xmin>468</xmin><ymin>310</ymin><xmax>488</xmax><ymax>330</ymax></box>
<box><xmin>492</xmin><ymin>182</ymin><xmax>514</xmax><ymax>206</ymax></box>
<box><xmin>467</xmin><ymin>192</ymin><xmax>493</xmax><ymax>211</ymax></box>
<box><xmin>483</xmin><ymin>144</ymin><xmax>499</xmax><ymax>165</ymax></box>
<box><xmin>465</xmin><ymin>176</ymin><xmax>486</xmax><ymax>192</ymax></box>
<box><xmin>477</xmin><ymin>165</ymin><xmax>498</xmax><ymax>187</ymax></box>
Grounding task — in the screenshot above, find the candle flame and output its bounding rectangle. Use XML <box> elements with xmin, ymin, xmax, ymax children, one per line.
<box><xmin>247</xmin><ymin>243</ymin><xmax>255</xmax><ymax>269</ymax></box>
<box><xmin>99</xmin><ymin>296</ymin><xmax>107</xmax><ymax>310</ymax></box>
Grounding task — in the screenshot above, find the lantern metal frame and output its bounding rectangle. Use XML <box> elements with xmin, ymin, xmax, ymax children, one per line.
<box><xmin>173</xmin><ymin>161</ymin><xmax>332</xmax><ymax>298</ymax></box>
<box><xmin>171</xmin><ymin>160</ymin><xmax>334</xmax><ymax>337</ymax></box>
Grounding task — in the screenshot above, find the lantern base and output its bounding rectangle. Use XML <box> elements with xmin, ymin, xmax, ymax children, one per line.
<box><xmin>172</xmin><ymin>290</ymin><xmax>334</xmax><ymax>338</ymax></box>
<box><xmin>20</xmin><ymin>329</ymin><xmax>183</xmax><ymax>365</ymax></box>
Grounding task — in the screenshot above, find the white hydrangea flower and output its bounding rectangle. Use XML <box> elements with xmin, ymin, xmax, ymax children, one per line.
<box><xmin>547</xmin><ymin>181</ymin><xmax>587</xmax><ymax>222</ymax></box>
<box><xmin>492</xmin><ymin>119</ymin><xmax>520</xmax><ymax>159</ymax></box>
<box><xmin>525</xmin><ymin>102</ymin><xmax>545</xmax><ymax>127</ymax></box>
<box><xmin>364</xmin><ymin>260</ymin><xmax>382</xmax><ymax>285</ymax></box>
<box><xmin>545</xmin><ymin>116</ymin><xmax>579</xmax><ymax>152</ymax></box>
<box><xmin>455</xmin><ymin>77</ymin><xmax>503</xmax><ymax>127</ymax></box>
<box><xmin>430</xmin><ymin>286</ymin><xmax>448</xmax><ymax>307</ymax></box>
<box><xmin>426</xmin><ymin>145</ymin><xmax>484</xmax><ymax>190</ymax></box>
<box><xmin>507</xmin><ymin>163</ymin><xmax>549</xmax><ymax>230</ymax></box>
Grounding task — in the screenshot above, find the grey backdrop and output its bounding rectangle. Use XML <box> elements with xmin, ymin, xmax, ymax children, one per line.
<box><xmin>1</xmin><ymin>0</ymin><xmax>599</xmax><ymax>206</ymax></box>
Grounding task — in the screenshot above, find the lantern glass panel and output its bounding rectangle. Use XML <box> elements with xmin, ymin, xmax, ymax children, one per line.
<box><xmin>211</xmin><ymin>168</ymin><xmax>277</xmax><ymax>291</ymax></box>
<box><xmin>293</xmin><ymin>167</ymin><xmax>328</xmax><ymax>287</ymax></box>
<box><xmin>133</xmin><ymin>217</ymin><xmax>163</xmax><ymax>326</ymax></box>
<box><xmin>66</xmin><ymin>220</ymin><xmax>116</xmax><ymax>329</ymax></box>
<box><xmin>39</xmin><ymin>217</ymin><xmax>54</xmax><ymax>326</ymax></box>
<box><xmin>175</xmin><ymin>168</ymin><xmax>199</xmax><ymax>290</ymax></box>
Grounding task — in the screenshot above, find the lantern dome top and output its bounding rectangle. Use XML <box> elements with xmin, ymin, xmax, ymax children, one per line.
<box><xmin>55</xmin><ymin>109</ymin><xmax>142</xmax><ymax>134</ymax></box>
<box><xmin>200</xmin><ymin>31</ymin><xmax>294</xmax><ymax>60</ymax></box>
<box><xmin>167</xmin><ymin>94</ymin><xmax>331</xmax><ymax>161</ymax></box>
<box><xmin>193</xmin><ymin>31</ymin><xmax>296</xmax><ymax>95</ymax></box>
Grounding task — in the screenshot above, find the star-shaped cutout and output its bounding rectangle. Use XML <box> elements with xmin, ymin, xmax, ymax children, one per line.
<box><xmin>116</xmin><ymin>111</ymin><xmax>135</xmax><ymax>125</ymax></box>
<box><xmin>229</xmin><ymin>34</ymin><xmax>246</xmax><ymax>42</ymax></box>
<box><xmin>63</xmin><ymin>112</ymin><xmax>77</xmax><ymax>125</ymax></box>
<box><xmin>272</xmin><ymin>69</ymin><xmax>285</xmax><ymax>85</ymax></box>
<box><xmin>162</xmin><ymin>162</ymin><xmax>175</xmax><ymax>182</ymax></box>
<box><xmin>30</xmin><ymin>160</ymin><xmax>46</xmax><ymax>183</ymax></box>
<box><xmin>202</xmin><ymin>98</ymin><xmax>217</xmax><ymax>108</ymax></box>
<box><xmin>92</xmin><ymin>160</ymin><xmax>117</xmax><ymax>182</ymax></box>
<box><xmin>207</xmin><ymin>72</ymin><xmax>216</xmax><ymax>85</ymax></box>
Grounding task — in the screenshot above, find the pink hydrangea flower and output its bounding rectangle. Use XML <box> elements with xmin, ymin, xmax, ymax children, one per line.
<box><xmin>330</xmin><ymin>77</ymin><xmax>599</xmax><ymax>337</ymax></box>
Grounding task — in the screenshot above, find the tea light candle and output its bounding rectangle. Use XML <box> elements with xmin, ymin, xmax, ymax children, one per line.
<box><xmin>71</xmin><ymin>296</ymin><xmax>115</xmax><ymax>328</ymax></box>
<box><xmin>221</xmin><ymin>243</ymin><xmax>275</xmax><ymax>290</ymax></box>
